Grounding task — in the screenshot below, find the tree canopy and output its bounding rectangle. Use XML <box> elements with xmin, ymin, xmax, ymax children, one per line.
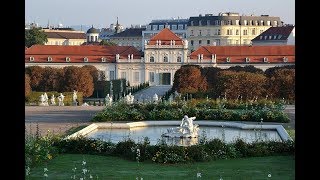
<box><xmin>25</xmin><ymin>27</ymin><xmax>48</xmax><ymax>47</ymax></box>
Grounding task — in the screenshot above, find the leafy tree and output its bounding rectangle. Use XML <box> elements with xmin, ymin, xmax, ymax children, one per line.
<box><xmin>264</xmin><ymin>65</ymin><xmax>295</xmax><ymax>78</ymax></box>
<box><xmin>173</xmin><ymin>65</ymin><xmax>208</xmax><ymax>93</ymax></box>
<box><xmin>267</xmin><ymin>69</ymin><xmax>295</xmax><ymax>100</ymax></box>
<box><xmin>25</xmin><ymin>74</ymin><xmax>31</xmax><ymax>97</ymax></box>
<box><xmin>82</xmin><ymin>65</ymin><xmax>99</xmax><ymax>83</ymax></box>
<box><xmin>227</xmin><ymin>65</ymin><xmax>264</xmax><ymax>74</ymax></box>
<box><xmin>25</xmin><ymin>66</ymin><xmax>45</xmax><ymax>91</ymax></box>
<box><xmin>214</xmin><ymin>71</ymin><xmax>267</xmax><ymax>100</ymax></box>
<box><xmin>200</xmin><ymin>67</ymin><xmax>222</xmax><ymax>89</ymax></box>
<box><xmin>39</xmin><ymin>67</ymin><xmax>64</xmax><ymax>92</ymax></box>
<box><xmin>25</xmin><ymin>27</ymin><xmax>48</xmax><ymax>47</ymax></box>
<box><xmin>63</xmin><ymin>66</ymin><xmax>94</xmax><ymax>97</ymax></box>
<box><xmin>99</xmin><ymin>40</ymin><xmax>118</xmax><ymax>46</ymax></box>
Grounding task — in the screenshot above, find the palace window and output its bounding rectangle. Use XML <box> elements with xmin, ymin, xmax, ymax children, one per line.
<box><xmin>84</xmin><ymin>57</ymin><xmax>88</xmax><ymax>62</ymax></box>
<box><xmin>283</xmin><ymin>57</ymin><xmax>288</xmax><ymax>62</ymax></box>
<box><xmin>243</xmin><ymin>29</ymin><xmax>248</xmax><ymax>35</ymax></box>
<box><xmin>177</xmin><ymin>56</ymin><xmax>182</xmax><ymax>62</ymax></box>
<box><xmin>110</xmin><ymin>71</ymin><xmax>115</xmax><ymax>80</ymax></box>
<box><xmin>190</xmin><ymin>40</ymin><xmax>194</xmax><ymax>46</ymax></box>
<box><xmin>178</xmin><ymin>24</ymin><xmax>184</xmax><ymax>30</ymax></box>
<box><xmin>149</xmin><ymin>72</ymin><xmax>155</xmax><ymax>82</ymax></box>
<box><xmin>47</xmin><ymin>56</ymin><xmax>52</xmax><ymax>62</ymax></box>
<box><xmin>252</xmin><ymin>29</ymin><xmax>256</xmax><ymax>35</ymax></box>
<box><xmin>236</xmin><ymin>29</ymin><xmax>239</xmax><ymax>35</ymax></box>
<box><xmin>226</xmin><ymin>57</ymin><xmax>230</xmax><ymax>62</ymax></box>
<box><xmin>199</xmin><ymin>40</ymin><xmax>202</xmax><ymax>45</ymax></box>
<box><xmin>101</xmin><ymin>57</ymin><xmax>106</xmax><ymax>62</ymax></box>
<box><xmin>245</xmin><ymin>57</ymin><xmax>250</xmax><ymax>62</ymax></box>
<box><xmin>163</xmin><ymin>56</ymin><xmax>168</xmax><ymax>62</ymax></box>
<box><xmin>134</xmin><ymin>72</ymin><xmax>140</xmax><ymax>82</ymax></box>
<box><xmin>150</xmin><ymin>56</ymin><xmax>155</xmax><ymax>62</ymax></box>
<box><xmin>121</xmin><ymin>72</ymin><xmax>126</xmax><ymax>79</ymax></box>
<box><xmin>263</xmin><ymin>57</ymin><xmax>268</xmax><ymax>62</ymax></box>
<box><xmin>172</xmin><ymin>25</ymin><xmax>177</xmax><ymax>30</ymax></box>
<box><xmin>199</xmin><ymin>30</ymin><xmax>202</xmax><ymax>36</ymax></box>
<box><xmin>207</xmin><ymin>40</ymin><xmax>210</xmax><ymax>45</ymax></box>
<box><xmin>29</xmin><ymin>56</ymin><xmax>34</xmax><ymax>61</ymax></box>
<box><xmin>65</xmin><ymin>57</ymin><xmax>70</xmax><ymax>62</ymax></box>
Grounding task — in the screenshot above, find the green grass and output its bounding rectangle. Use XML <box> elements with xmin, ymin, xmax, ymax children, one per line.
<box><xmin>28</xmin><ymin>154</ymin><xmax>295</xmax><ymax>179</ymax></box>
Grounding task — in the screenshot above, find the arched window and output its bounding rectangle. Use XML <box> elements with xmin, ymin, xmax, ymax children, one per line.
<box><xmin>101</xmin><ymin>57</ymin><xmax>106</xmax><ymax>62</ymax></box>
<box><xmin>29</xmin><ymin>56</ymin><xmax>34</xmax><ymax>61</ymax></box>
<box><xmin>163</xmin><ymin>56</ymin><xmax>168</xmax><ymax>62</ymax></box>
<box><xmin>65</xmin><ymin>57</ymin><xmax>71</xmax><ymax>62</ymax></box>
<box><xmin>177</xmin><ymin>56</ymin><xmax>182</xmax><ymax>62</ymax></box>
<box><xmin>150</xmin><ymin>56</ymin><xmax>155</xmax><ymax>62</ymax></box>
<box><xmin>84</xmin><ymin>57</ymin><xmax>89</xmax><ymax>62</ymax></box>
<box><xmin>47</xmin><ymin>56</ymin><xmax>52</xmax><ymax>62</ymax></box>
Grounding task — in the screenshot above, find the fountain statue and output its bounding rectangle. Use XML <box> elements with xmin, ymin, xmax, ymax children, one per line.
<box><xmin>125</xmin><ymin>92</ymin><xmax>134</xmax><ymax>104</ymax></box>
<box><xmin>105</xmin><ymin>94</ymin><xmax>113</xmax><ymax>106</ymax></box>
<box><xmin>162</xmin><ymin>115</ymin><xmax>199</xmax><ymax>138</ymax></box>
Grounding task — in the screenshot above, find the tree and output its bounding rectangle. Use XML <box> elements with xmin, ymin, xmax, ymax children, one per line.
<box><xmin>227</xmin><ymin>65</ymin><xmax>264</xmax><ymax>74</ymax></box>
<box><xmin>214</xmin><ymin>71</ymin><xmax>267</xmax><ymax>100</ymax></box>
<box><xmin>39</xmin><ymin>67</ymin><xmax>64</xmax><ymax>92</ymax></box>
<box><xmin>63</xmin><ymin>66</ymin><xmax>94</xmax><ymax>97</ymax></box>
<box><xmin>25</xmin><ymin>66</ymin><xmax>45</xmax><ymax>91</ymax></box>
<box><xmin>173</xmin><ymin>65</ymin><xmax>208</xmax><ymax>93</ymax></box>
<box><xmin>99</xmin><ymin>40</ymin><xmax>118</xmax><ymax>46</ymax></box>
<box><xmin>267</xmin><ymin>69</ymin><xmax>295</xmax><ymax>100</ymax></box>
<box><xmin>82</xmin><ymin>65</ymin><xmax>99</xmax><ymax>83</ymax></box>
<box><xmin>264</xmin><ymin>65</ymin><xmax>295</xmax><ymax>78</ymax></box>
<box><xmin>25</xmin><ymin>74</ymin><xmax>31</xmax><ymax>97</ymax></box>
<box><xmin>25</xmin><ymin>27</ymin><xmax>48</xmax><ymax>47</ymax></box>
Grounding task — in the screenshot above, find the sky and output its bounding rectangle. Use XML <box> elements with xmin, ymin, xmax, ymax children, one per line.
<box><xmin>25</xmin><ymin>0</ymin><xmax>295</xmax><ymax>28</ymax></box>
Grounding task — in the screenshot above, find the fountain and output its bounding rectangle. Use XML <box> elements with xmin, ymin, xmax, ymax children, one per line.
<box><xmin>162</xmin><ymin>115</ymin><xmax>199</xmax><ymax>138</ymax></box>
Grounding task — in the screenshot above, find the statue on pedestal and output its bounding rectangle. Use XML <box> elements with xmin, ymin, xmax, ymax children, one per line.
<box><xmin>72</xmin><ymin>90</ymin><xmax>78</xmax><ymax>106</ymax></box>
<box><xmin>153</xmin><ymin>93</ymin><xmax>158</xmax><ymax>103</ymax></box>
<box><xmin>58</xmin><ymin>93</ymin><xmax>65</xmax><ymax>106</ymax></box>
<box><xmin>125</xmin><ymin>92</ymin><xmax>134</xmax><ymax>104</ymax></box>
<box><xmin>50</xmin><ymin>94</ymin><xmax>56</xmax><ymax>105</ymax></box>
<box><xmin>105</xmin><ymin>94</ymin><xmax>113</xmax><ymax>106</ymax></box>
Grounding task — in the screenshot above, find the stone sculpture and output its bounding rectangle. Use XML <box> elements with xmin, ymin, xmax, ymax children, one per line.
<box><xmin>162</xmin><ymin>115</ymin><xmax>199</xmax><ymax>138</ymax></box>
<box><xmin>58</xmin><ymin>93</ymin><xmax>65</xmax><ymax>106</ymax></box>
<box><xmin>125</xmin><ymin>92</ymin><xmax>134</xmax><ymax>104</ymax></box>
<box><xmin>50</xmin><ymin>94</ymin><xmax>56</xmax><ymax>105</ymax></box>
<box><xmin>105</xmin><ymin>94</ymin><xmax>113</xmax><ymax>106</ymax></box>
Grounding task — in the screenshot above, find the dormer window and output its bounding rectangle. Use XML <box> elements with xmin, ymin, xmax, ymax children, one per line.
<box><xmin>47</xmin><ymin>56</ymin><xmax>52</xmax><ymax>62</ymax></box>
<box><xmin>150</xmin><ymin>56</ymin><xmax>155</xmax><ymax>62</ymax></box>
<box><xmin>263</xmin><ymin>57</ymin><xmax>268</xmax><ymax>62</ymax></box>
<box><xmin>66</xmin><ymin>57</ymin><xmax>70</xmax><ymax>62</ymax></box>
<box><xmin>84</xmin><ymin>57</ymin><xmax>88</xmax><ymax>62</ymax></box>
<box><xmin>226</xmin><ymin>57</ymin><xmax>230</xmax><ymax>62</ymax></box>
<box><xmin>283</xmin><ymin>57</ymin><xmax>288</xmax><ymax>62</ymax></box>
<box><xmin>101</xmin><ymin>57</ymin><xmax>106</xmax><ymax>62</ymax></box>
<box><xmin>245</xmin><ymin>57</ymin><xmax>250</xmax><ymax>62</ymax></box>
<box><xmin>29</xmin><ymin>56</ymin><xmax>34</xmax><ymax>61</ymax></box>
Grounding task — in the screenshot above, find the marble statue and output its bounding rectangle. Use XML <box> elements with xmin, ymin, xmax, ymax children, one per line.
<box><xmin>72</xmin><ymin>90</ymin><xmax>78</xmax><ymax>106</ymax></box>
<box><xmin>39</xmin><ymin>94</ymin><xmax>45</xmax><ymax>106</ymax></box>
<box><xmin>153</xmin><ymin>93</ymin><xmax>158</xmax><ymax>102</ymax></box>
<box><xmin>43</xmin><ymin>92</ymin><xmax>49</xmax><ymax>105</ymax></box>
<box><xmin>125</xmin><ymin>92</ymin><xmax>134</xmax><ymax>104</ymax></box>
<box><xmin>162</xmin><ymin>115</ymin><xmax>199</xmax><ymax>138</ymax></box>
<box><xmin>50</xmin><ymin>94</ymin><xmax>56</xmax><ymax>105</ymax></box>
<box><xmin>105</xmin><ymin>94</ymin><xmax>113</xmax><ymax>106</ymax></box>
<box><xmin>58</xmin><ymin>93</ymin><xmax>65</xmax><ymax>106</ymax></box>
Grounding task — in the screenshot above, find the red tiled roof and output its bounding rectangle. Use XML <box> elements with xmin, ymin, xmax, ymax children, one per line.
<box><xmin>44</xmin><ymin>32</ymin><xmax>86</xmax><ymax>39</ymax></box>
<box><xmin>252</xmin><ymin>26</ymin><xmax>294</xmax><ymax>41</ymax></box>
<box><xmin>190</xmin><ymin>45</ymin><xmax>295</xmax><ymax>63</ymax></box>
<box><xmin>148</xmin><ymin>28</ymin><xmax>183</xmax><ymax>45</ymax></box>
<box><xmin>25</xmin><ymin>45</ymin><xmax>142</xmax><ymax>63</ymax></box>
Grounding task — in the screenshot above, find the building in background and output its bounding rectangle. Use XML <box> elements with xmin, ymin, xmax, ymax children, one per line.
<box><xmin>187</xmin><ymin>12</ymin><xmax>282</xmax><ymax>51</ymax></box>
<box><xmin>99</xmin><ymin>18</ymin><xmax>125</xmax><ymax>41</ymax></box>
<box><xmin>26</xmin><ymin>28</ymin><xmax>294</xmax><ymax>86</ymax></box>
<box><xmin>251</xmin><ymin>25</ymin><xmax>295</xmax><ymax>46</ymax></box>
<box><xmin>142</xmin><ymin>18</ymin><xmax>188</xmax><ymax>51</ymax></box>
<box><xmin>109</xmin><ymin>27</ymin><xmax>146</xmax><ymax>51</ymax></box>
<box><xmin>42</xmin><ymin>28</ymin><xmax>86</xmax><ymax>46</ymax></box>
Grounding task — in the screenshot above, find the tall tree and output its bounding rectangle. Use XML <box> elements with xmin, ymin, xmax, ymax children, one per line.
<box><xmin>39</xmin><ymin>67</ymin><xmax>64</xmax><ymax>92</ymax></box>
<box><xmin>215</xmin><ymin>71</ymin><xmax>267</xmax><ymax>100</ymax></box>
<box><xmin>267</xmin><ymin>69</ymin><xmax>295</xmax><ymax>100</ymax></box>
<box><xmin>25</xmin><ymin>66</ymin><xmax>45</xmax><ymax>91</ymax></box>
<box><xmin>25</xmin><ymin>27</ymin><xmax>48</xmax><ymax>47</ymax></box>
<box><xmin>25</xmin><ymin>74</ymin><xmax>31</xmax><ymax>97</ymax></box>
<box><xmin>173</xmin><ymin>65</ymin><xmax>208</xmax><ymax>93</ymax></box>
<box><xmin>63</xmin><ymin>66</ymin><xmax>94</xmax><ymax>97</ymax></box>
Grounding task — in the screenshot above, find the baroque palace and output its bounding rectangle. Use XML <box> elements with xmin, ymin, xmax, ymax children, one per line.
<box><xmin>25</xmin><ymin>28</ymin><xmax>295</xmax><ymax>86</ymax></box>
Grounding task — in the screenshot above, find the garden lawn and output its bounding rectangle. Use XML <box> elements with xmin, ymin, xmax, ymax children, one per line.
<box><xmin>28</xmin><ymin>154</ymin><xmax>294</xmax><ymax>179</ymax></box>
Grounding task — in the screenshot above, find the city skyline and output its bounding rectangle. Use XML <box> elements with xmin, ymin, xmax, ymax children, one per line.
<box><xmin>26</xmin><ymin>0</ymin><xmax>295</xmax><ymax>28</ymax></box>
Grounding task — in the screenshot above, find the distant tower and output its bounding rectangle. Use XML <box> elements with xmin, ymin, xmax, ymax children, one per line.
<box><xmin>115</xmin><ymin>17</ymin><xmax>121</xmax><ymax>34</ymax></box>
<box><xmin>86</xmin><ymin>25</ymin><xmax>100</xmax><ymax>43</ymax></box>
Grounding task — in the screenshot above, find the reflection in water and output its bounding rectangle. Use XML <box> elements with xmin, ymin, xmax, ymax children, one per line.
<box><xmin>87</xmin><ymin>126</ymin><xmax>282</xmax><ymax>146</ymax></box>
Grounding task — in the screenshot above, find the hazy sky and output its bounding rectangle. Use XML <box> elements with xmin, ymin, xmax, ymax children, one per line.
<box><xmin>25</xmin><ymin>0</ymin><xmax>295</xmax><ymax>28</ymax></box>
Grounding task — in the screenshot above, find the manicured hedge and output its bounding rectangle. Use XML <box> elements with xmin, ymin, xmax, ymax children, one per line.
<box><xmin>92</xmin><ymin>100</ymin><xmax>289</xmax><ymax>123</ymax></box>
